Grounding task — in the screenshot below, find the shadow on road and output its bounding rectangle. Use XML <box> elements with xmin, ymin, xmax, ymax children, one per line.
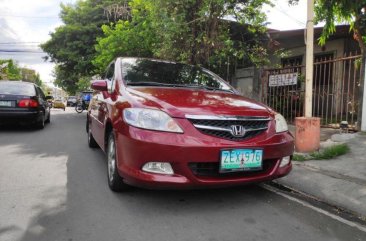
<box><xmin>0</xmin><ymin>110</ymin><xmax>364</xmax><ymax>241</ymax></box>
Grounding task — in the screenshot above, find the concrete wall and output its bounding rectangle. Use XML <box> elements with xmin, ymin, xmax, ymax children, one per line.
<box><xmin>233</xmin><ymin>67</ymin><xmax>261</xmax><ymax>101</ymax></box>
<box><xmin>270</xmin><ymin>38</ymin><xmax>346</xmax><ymax>66</ymax></box>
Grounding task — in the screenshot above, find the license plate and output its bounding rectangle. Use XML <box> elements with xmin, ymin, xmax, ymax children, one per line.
<box><xmin>0</xmin><ymin>101</ymin><xmax>12</xmax><ymax>107</ymax></box>
<box><xmin>220</xmin><ymin>149</ymin><xmax>263</xmax><ymax>173</ymax></box>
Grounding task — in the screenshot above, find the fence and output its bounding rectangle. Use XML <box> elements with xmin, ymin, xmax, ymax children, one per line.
<box><xmin>261</xmin><ymin>54</ymin><xmax>363</xmax><ymax>129</ymax></box>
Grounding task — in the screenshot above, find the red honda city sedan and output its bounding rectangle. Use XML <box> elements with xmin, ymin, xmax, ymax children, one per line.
<box><xmin>87</xmin><ymin>57</ymin><xmax>294</xmax><ymax>192</ymax></box>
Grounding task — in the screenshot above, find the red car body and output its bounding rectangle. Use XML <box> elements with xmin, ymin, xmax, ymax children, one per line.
<box><xmin>87</xmin><ymin>57</ymin><xmax>294</xmax><ymax>191</ymax></box>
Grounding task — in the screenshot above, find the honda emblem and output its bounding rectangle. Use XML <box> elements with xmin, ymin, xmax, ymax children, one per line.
<box><xmin>230</xmin><ymin>125</ymin><xmax>246</xmax><ymax>137</ymax></box>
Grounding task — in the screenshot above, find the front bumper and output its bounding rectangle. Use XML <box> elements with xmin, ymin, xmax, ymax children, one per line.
<box><xmin>114</xmin><ymin>120</ymin><xmax>294</xmax><ymax>189</ymax></box>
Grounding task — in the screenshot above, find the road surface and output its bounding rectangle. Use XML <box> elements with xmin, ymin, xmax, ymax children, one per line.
<box><xmin>0</xmin><ymin>108</ymin><xmax>365</xmax><ymax>241</ymax></box>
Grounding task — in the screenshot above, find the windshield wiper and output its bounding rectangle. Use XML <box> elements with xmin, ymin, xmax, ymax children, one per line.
<box><xmin>184</xmin><ymin>84</ymin><xmax>235</xmax><ymax>93</ymax></box>
<box><xmin>126</xmin><ymin>81</ymin><xmax>176</xmax><ymax>87</ymax></box>
<box><xmin>126</xmin><ymin>82</ymin><xmax>234</xmax><ymax>93</ymax></box>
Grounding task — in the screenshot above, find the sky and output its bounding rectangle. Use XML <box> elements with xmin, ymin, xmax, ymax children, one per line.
<box><xmin>0</xmin><ymin>0</ymin><xmax>309</xmax><ymax>86</ymax></box>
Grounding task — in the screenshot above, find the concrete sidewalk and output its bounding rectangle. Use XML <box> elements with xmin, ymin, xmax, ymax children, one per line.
<box><xmin>275</xmin><ymin>132</ymin><xmax>366</xmax><ymax>219</ymax></box>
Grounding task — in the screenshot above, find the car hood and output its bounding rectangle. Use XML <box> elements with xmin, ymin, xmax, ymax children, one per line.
<box><xmin>126</xmin><ymin>87</ymin><xmax>273</xmax><ymax>118</ymax></box>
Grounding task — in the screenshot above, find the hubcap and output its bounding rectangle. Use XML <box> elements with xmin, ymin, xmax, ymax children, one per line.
<box><xmin>108</xmin><ymin>138</ymin><xmax>116</xmax><ymax>182</ymax></box>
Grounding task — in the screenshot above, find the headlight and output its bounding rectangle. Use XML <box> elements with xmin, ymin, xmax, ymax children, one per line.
<box><xmin>275</xmin><ymin>113</ymin><xmax>288</xmax><ymax>133</ymax></box>
<box><xmin>123</xmin><ymin>108</ymin><xmax>183</xmax><ymax>133</ymax></box>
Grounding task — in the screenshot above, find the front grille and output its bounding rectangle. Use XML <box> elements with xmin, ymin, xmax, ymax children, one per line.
<box><xmin>188</xmin><ymin>159</ymin><xmax>277</xmax><ymax>178</ymax></box>
<box><xmin>188</xmin><ymin>116</ymin><xmax>270</xmax><ymax>141</ymax></box>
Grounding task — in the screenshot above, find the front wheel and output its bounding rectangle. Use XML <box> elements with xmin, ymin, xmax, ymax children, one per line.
<box><xmin>87</xmin><ymin>122</ymin><xmax>98</xmax><ymax>148</ymax></box>
<box><xmin>107</xmin><ymin>132</ymin><xmax>129</xmax><ymax>192</ymax></box>
<box><xmin>75</xmin><ymin>103</ymin><xmax>83</xmax><ymax>113</ymax></box>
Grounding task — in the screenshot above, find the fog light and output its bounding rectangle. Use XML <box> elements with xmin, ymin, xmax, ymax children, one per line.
<box><xmin>142</xmin><ymin>162</ymin><xmax>174</xmax><ymax>175</ymax></box>
<box><xmin>280</xmin><ymin>156</ymin><xmax>291</xmax><ymax>167</ymax></box>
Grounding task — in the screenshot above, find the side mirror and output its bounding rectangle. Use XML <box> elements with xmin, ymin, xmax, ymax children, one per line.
<box><xmin>91</xmin><ymin>80</ymin><xmax>108</xmax><ymax>91</ymax></box>
<box><xmin>46</xmin><ymin>96</ymin><xmax>53</xmax><ymax>100</ymax></box>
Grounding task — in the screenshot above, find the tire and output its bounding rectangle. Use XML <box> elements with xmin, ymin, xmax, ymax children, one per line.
<box><xmin>45</xmin><ymin>112</ymin><xmax>51</xmax><ymax>123</ymax></box>
<box><xmin>75</xmin><ymin>104</ymin><xmax>83</xmax><ymax>113</ymax></box>
<box><xmin>35</xmin><ymin>114</ymin><xmax>45</xmax><ymax>129</ymax></box>
<box><xmin>107</xmin><ymin>132</ymin><xmax>128</xmax><ymax>192</ymax></box>
<box><xmin>87</xmin><ymin>123</ymin><xmax>98</xmax><ymax>148</ymax></box>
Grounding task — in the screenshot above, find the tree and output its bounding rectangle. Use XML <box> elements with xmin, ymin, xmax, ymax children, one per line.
<box><xmin>0</xmin><ymin>59</ymin><xmax>22</xmax><ymax>80</ymax></box>
<box><xmin>93</xmin><ymin>0</ymin><xmax>155</xmax><ymax>72</ymax></box>
<box><xmin>20</xmin><ymin>67</ymin><xmax>43</xmax><ymax>85</ymax></box>
<box><xmin>94</xmin><ymin>0</ymin><xmax>271</xmax><ymax>79</ymax></box>
<box><xmin>288</xmin><ymin>0</ymin><xmax>365</xmax><ymax>57</ymax></box>
<box><xmin>41</xmin><ymin>0</ymin><xmax>131</xmax><ymax>93</ymax></box>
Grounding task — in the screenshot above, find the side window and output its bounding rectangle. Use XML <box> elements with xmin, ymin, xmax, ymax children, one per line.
<box><xmin>37</xmin><ymin>87</ymin><xmax>46</xmax><ymax>100</ymax></box>
<box><xmin>105</xmin><ymin>62</ymin><xmax>115</xmax><ymax>93</ymax></box>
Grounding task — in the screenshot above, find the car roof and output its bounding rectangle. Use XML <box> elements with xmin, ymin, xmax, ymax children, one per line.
<box><xmin>0</xmin><ymin>80</ymin><xmax>36</xmax><ymax>85</ymax></box>
<box><xmin>119</xmin><ymin>57</ymin><xmax>178</xmax><ymax>65</ymax></box>
<box><xmin>0</xmin><ymin>80</ymin><xmax>40</xmax><ymax>90</ymax></box>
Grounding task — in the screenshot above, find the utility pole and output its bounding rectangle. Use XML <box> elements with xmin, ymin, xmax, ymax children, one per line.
<box><xmin>305</xmin><ymin>0</ymin><xmax>314</xmax><ymax>117</ymax></box>
<box><xmin>295</xmin><ymin>0</ymin><xmax>320</xmax><ymax>153</ymax></box>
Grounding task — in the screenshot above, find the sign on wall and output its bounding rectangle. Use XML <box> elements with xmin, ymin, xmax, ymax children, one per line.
<box><xmin>268</xmin><ymin>72</ymin><xmax>298</xmax><ymax>87</ymax></box>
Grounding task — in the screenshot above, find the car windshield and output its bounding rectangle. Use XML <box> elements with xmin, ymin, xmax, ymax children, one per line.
<box><xmin>0</xmin><ymin>81</ymin><xmax>36</xmax><ymax>96</ymax></box>
<box><xmin>121</xmin><ymin>59</ymin><xmax>233</xmax><ymax>92</ymax></box>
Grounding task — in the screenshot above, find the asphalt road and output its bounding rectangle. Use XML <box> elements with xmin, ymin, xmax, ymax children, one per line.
<box><xmin>0</xmin><ymin>108</ymin><xmax>365</xmax><ymax>241</ymax></box>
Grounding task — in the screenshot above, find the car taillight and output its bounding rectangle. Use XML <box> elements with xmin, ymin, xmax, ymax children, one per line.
<box><xmin>18</xmin><ymin>99</ymin><xmax>39</xmax><ymax>108</ymax></box>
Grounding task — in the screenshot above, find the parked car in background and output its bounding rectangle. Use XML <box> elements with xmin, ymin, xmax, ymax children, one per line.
<box><xmin>67</xmin><ymin>96</ymin><xmax>77</xmax><ymax>106</ymax></box>
<box><xmin>53</xmin><ymin>99</ymin><xmax>66</xmax><ymax>111</ymax></box>
<box><xmin>0</xmin><ymin>80</ymin><xmax>51</xmax><ymax>129</ymax></box>
<box><xmin>87</xmin><ymin>57</ymin><xmax>294</xmax><ymax>192</ymax></box>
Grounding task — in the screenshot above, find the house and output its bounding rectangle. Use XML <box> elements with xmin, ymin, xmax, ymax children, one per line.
<box><xmin>234</xmin><ymin>25</ymin><xmax>363</xmax><ymax>129</ymax></box>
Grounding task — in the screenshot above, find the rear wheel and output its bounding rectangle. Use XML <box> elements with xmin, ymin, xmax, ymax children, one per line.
<box><xmin>36</xmin><ymin>114</ymin><xmax>45</xmax><ymax>129</ymax></box>
<box><xmin>45</xmin><ymin>111</ymin><xmax>50</xmax><ymax>123</ymax></box>
<box><xmin>107</xmin><ymin>132</ymin><xmax>128</xmax><ymax>192</ymax></box>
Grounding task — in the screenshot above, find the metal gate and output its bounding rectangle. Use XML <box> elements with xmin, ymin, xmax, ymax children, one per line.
<box><xmin>261</xmin><ymin>54</ymin><xmax>363</xmax><ymax>129</ymax></box>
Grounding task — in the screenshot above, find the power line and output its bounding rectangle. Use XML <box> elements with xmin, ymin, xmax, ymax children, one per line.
<box><xmin>0</xmin><ymin>49</ymin><xmax>44</xmax><ymax>53</ymax></box>
<box><xmin>0</xmin><ymin>15</ymin><xmax>59</xmax><ymax>19</ymax></box>
<box><xmin>0</xmin><ymin>42</ymin><xmax>41</xmax><ymax>45</ymax></box>
<box><xmin>272</xmin><ymin>5</ymin><xmax>305</xmax><ymax>26</ymax></box>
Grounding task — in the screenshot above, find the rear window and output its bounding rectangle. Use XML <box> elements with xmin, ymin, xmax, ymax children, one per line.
<box><xmin>0</xmin><ymin>81</ymin><xmax>36</xmax><ymax>96</ymax></box>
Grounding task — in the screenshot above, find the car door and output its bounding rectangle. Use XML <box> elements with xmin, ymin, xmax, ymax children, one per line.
<box><xmin>90</xmin><ymin>62</ymin><xmax>115</xmax><ymax>148</ymax></box>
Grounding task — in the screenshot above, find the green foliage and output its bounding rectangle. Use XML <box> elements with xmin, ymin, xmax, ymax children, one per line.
<box><xmin>0</xmin><ymin>59</ymin><xmax>22</xmax><ymax>80</ymax></box>
<box><xmin>314</xmin><ymin>1</ymin><xmax>366</xmax><ymax>48</ymax></box>
<box><xmin>94</xmin><ymin>0</ymin><xmax>271</xmax><ymax>78</ymax></box>
<box><xmin>310</xmin><ymin>143</ymin><xmax>350</xmax><ymax>160</ymax></box>
<box><xmin>41</xmin><ymin>0</ymin><xmax>131</xmax><ymax>93</ymax></box>
<box><xmin>293</xmin><ymin>144</ymin><xmax>350</xmax><ymax>161</ymax></box>
<box><xmin>94</xmin><ymin>0</ymin><xmax>155</xmax><ymax>71</ymax></box>
<box><xmin>292</xmin><ymin>154</ymin><xmax>307</xmax><ymax>161</ymax></box>
<box><xmin>20</xmin><ymin>67</ymin><xmax>41</xmax><ymax>84</ymax></box>
<box><xmin>290</xmin><ymin>1</ymin><xmax>366</xmax><ymax>54</ymax></box>
<box><xmin>76</xmin><ymin>76</ymin><xmax>93</xmax><ymax>92</ymax></box>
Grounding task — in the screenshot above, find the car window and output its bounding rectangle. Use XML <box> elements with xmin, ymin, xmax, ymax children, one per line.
<box><xmin>105</xmin><ymin>62</ymin><xmax>115</xmax><ymax>92</ymax></box>
<box><xmin>37</xmin><ymin>87</ymin><xmax>46</xmax><ymax>99</ymax></box>
<box><xmin>0</xmin><ymin>81</ymin><xmax>36</xmax><ymax>95</ymax></box>
<box><xmin>121</xmin><ymin>59</ymin><xmax>233</xmax><ymax>92</ymax></box>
